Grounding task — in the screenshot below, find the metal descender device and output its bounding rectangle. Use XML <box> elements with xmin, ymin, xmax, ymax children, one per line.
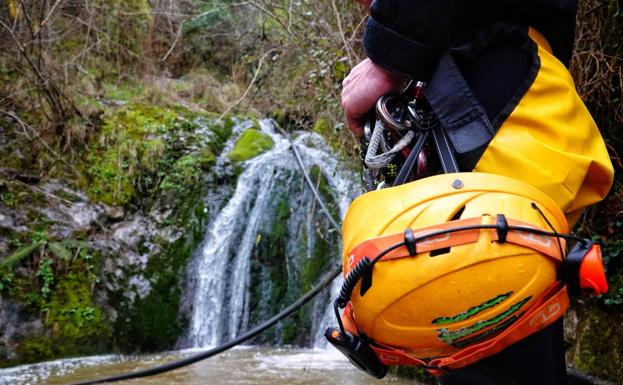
<box><xmin>360</xmin><ymin>81</ymin><xmax>459</xmax><ymax>192</ymax></box>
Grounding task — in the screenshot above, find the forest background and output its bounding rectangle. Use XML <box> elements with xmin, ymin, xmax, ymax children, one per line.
<box><xmin>0</xmin><ymin>0</ymin><xmax>622</xmax><ymax>382</ymax></box>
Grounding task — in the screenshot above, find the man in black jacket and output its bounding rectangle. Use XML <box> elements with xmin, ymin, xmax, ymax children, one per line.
<box><xmin>341</xmin><ymin>1</ymin><xmax>578</xmax><ymax>384</ymax></box>
<box><xmin>343</xmin><ymin>0</ymin><xmax>577</xmax><ymax>136</ymax></box>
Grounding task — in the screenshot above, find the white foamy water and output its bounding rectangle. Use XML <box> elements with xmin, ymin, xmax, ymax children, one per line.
<box><xmin>0</xmin><ymin>348</ymin><xmax>421</xmax><ymax>385</ymax></box>
<box><xmin>185</xmin><ymin>120</ymin><xmax>359</xmax><ymax>348</ymax></box>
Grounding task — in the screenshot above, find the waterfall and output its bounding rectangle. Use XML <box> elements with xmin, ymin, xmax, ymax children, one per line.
<box><xmin>185</xmin><ymin>120</ymin><xmax>359</xmax><ymax>348</ymax></box>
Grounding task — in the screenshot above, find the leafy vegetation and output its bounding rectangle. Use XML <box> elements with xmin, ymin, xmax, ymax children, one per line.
<box><xmin>0</xmin><ymin>229</ymin><xmax>110</xmax><ymax>366</ymax></box>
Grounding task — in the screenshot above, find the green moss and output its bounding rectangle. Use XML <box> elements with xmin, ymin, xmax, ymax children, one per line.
<box><xmin>14</xmin><ymin>338</ymin><xmax>55</xmax><ymax>364</ymax></box>
<box><xmin>46</xmin><ymin>275</ymin><xmax>110</xmax><ymax>352</ymax></box>
<box><xmin>10</xmin><ymin>256</ymin><xmax>111</xmax><ymax>364</ymax></box>
<box><xmin>159</xmin><ymin>154</ymin><xmax>202</xmax><ymax>192</ymax></box>
<box><xmin>228</xmin><ymin>129</ymin><xmax>274</xmax><ymax>162</ymax></box>
<box><xmin>113</xmin><ymin>213</ymin><xmax>204</xmax><ymax>351</ymax></box>
<box><xmin>571</xmin><ymin>305</ymin><xmax>623</xmax><ymax>382</ymax></box>
<box><xmin>82</xmin><ymin>103</ymin><xmax>225</xmax><ymax>206</ymax></box>
<box><xmin>83</xmin><ymin>104</ymin><xmax>178</xmax><ymax>205</ymax></box>
<box><xmin>312</xmin><ymin>117</ymin><xmax>331</xmax><ymax>137</ymax></box>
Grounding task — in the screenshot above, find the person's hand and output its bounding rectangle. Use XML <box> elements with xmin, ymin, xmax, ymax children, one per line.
<box><xmin>341</xmin><ymin>58</ymin><xmax>406</xmax><ymax>136</ymax></box>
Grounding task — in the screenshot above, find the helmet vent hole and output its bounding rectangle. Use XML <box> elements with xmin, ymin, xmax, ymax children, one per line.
<box><xmin>430</xmin><ymin>247</ymin><xmax>451</xmax><ymax>257</ymax></box>
<box><xmin>450</xmin><ymin>206</ymin><xmax>466</xmax><ymax>221</ymax></box>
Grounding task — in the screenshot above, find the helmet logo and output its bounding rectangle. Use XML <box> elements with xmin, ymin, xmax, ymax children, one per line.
<box><xmin>436</xmin><ymin>296</ymin><xmax>531</xmax><ymax>348</ymax></box>
<box><xmin>432</xmin><ymin>292</ymin><xmax>512</xmax><ymax>325</ymax></box>
<box><xmin>529</xmin><ymin>302</ymin><xmax>561</xmax><ymax>328</ymax></box>
<box><xmin>518</xmin><ymin>231</ymin><xmax>552</xmax><ymax>248</ymax></box>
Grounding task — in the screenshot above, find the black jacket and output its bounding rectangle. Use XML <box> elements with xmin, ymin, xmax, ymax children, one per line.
<box><xmin>364</xmin><ymin>0</ymin><xmax>577</xmax><ymax>80</ymax></box>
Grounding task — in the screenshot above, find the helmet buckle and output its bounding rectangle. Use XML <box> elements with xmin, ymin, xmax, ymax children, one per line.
<box><xmin>324</xmin><ymin>327</ymin><xmax>388</xmax><ymax>379</ymax></box>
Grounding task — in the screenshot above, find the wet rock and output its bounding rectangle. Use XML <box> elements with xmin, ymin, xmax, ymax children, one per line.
<box><xmin>564</xmin><ymin>307</ymin><xmax>580</xmax><ymax>345</ymax></box>
<box><xmin>105</xmin><ymin>205</ymin><xmax>125</xmax><ymax>221</ymax></box>
<box><xmin>0</xmin><ymin>298</ymin><xmax>43</xmax><ymax>361</ymax></box>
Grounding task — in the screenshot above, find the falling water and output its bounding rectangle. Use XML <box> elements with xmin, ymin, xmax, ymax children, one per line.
<box><xmin>185</xmin><ymin>120</ymin><xmax>359</xmax><ymax>348</ymax></box>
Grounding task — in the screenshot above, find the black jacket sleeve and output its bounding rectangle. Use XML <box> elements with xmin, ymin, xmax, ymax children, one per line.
<box><xmin>364</xmin><ymin>0</ymin><xmax>456</xmax><ymax>80</ymax></box>
<box><xmin>363</xmin><ymin>0</ymin><xmax>577</xmax><ymax>79</ymax></box>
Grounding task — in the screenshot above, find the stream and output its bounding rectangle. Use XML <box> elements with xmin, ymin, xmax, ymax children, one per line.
<box><xmin>0</xmin><ymin>347</ymin><xmax>421</xmax><ymax>385</ymax></box>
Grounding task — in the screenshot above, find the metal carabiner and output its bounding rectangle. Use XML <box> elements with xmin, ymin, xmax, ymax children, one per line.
<box><xmin>375</xmin><ymin>81</ymin><xmax>426</xmax><ymax>133</ymax></box>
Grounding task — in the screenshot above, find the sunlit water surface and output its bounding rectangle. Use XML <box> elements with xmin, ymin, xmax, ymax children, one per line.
<box><xmin>0</xmin><ymin>347</ymin><xmax>421</xmax><ymax>385</ymax></box>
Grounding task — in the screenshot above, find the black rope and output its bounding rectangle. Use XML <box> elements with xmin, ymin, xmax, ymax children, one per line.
<box><xmin>67</xmin><ymin>264</ymin><xmax>342</xmax><ymax>385</ymax></box>
<box><xmin>531</xmin><ymin>202</ymin><xmax>567</xmax><ymax>260</ymax></box>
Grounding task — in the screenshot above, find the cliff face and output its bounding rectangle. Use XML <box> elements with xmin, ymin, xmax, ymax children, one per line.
<box><xmin>0</xmin><ymin>103</ymin><xmax>233</xmax><ymax>365</ymax></box>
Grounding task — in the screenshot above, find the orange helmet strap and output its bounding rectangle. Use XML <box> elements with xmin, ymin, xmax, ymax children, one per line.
<box><xmin>327</xmin><ymin>215</ymin><xmax>602</xmax><ymax>379</ymax></box>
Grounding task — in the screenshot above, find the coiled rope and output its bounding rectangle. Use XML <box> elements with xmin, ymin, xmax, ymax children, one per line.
<box><xmin>364</xmin><ymin>120</ymin><xmax>414</xmax><ymax>170</ymax></box>
<box><xmin>66</xmin><ymin>127</ymin><xmax>343</xmax><ymax>385</ymax></box>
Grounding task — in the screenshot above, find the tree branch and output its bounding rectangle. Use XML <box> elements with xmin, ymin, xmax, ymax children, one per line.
<box><xmin>217</xmin><ymin>48</ymin><xmax>277</xmax><ymax>122</ymax></box>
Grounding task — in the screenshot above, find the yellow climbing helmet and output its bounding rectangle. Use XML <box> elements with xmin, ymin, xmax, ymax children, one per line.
<box><xmin>324</xmin><ymin>172</ymin><xmax>609</xmax><ymax>378</ymax></box>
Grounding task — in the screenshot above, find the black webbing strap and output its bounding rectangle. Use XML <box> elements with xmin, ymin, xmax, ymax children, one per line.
<box><xmin>363</xmin><ymin>17</ymin><xmax>440</xmax><ymax>80</ymax></box>
<box><xmin>393</xmin><ymin>130</ymin><xmax>429</xmax><ymax>186</ymax></box>
<box><xmin>424</xmin><ymin>52</ymin><xmax>495</xmax><ymax>168</ymax></box>
<box><xmin>432</xmin><ymin>126</ymin><xmax>460</xmax><ymax>173</ymax></box>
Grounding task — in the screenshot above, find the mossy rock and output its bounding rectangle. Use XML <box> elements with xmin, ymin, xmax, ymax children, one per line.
<box><xmin>12</xmin><ymin>261</ymin><xmax>111</xmax><ymax>364</ymax></box>
<box><xmin>390</xmin><ymin>366</ymin><xmax>435</xmax><ymax>384</ymax></box>
<box><xmin>228</xmin><ymin>129</ymin><xmax>274</xmax><ymax>162</ymax></box>
<box><xmin>82</xmin><ymin>103</ymin><xmax>226</xmax><ymax>207</ymax></box>
<box><xmin>112</xmin><ymin>191</ymin><xmax>207</xmax><ymax>352</ymax></box>
<box><xmin>570</xmin><ymin>305</ymin><xmax>623</xmax><ymax>382</ymax></box>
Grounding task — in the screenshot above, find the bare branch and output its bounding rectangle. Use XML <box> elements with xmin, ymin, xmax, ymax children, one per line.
<box><xmin>37</xmin><ymin>0</ymin><xmax>63</xmax><ymax>33</ymax></box>
<box><xmin>0</xmin><ymin>109</ymin><xmax>75</xmax><ymax>171</ymax></box>
<box><xmin>330</xmin><ymin>0</ymin><xmax>354</xmax><ymax>68</ymax></box>
<box><xmin>160</xmin><ymin>1</ymin><xmax>251</xmax><ymax>62</ymax></box>
<box><xmin>217</xmin><ymin>48</ymin><xmax>277</xmax><ymax>122</ymax></box>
